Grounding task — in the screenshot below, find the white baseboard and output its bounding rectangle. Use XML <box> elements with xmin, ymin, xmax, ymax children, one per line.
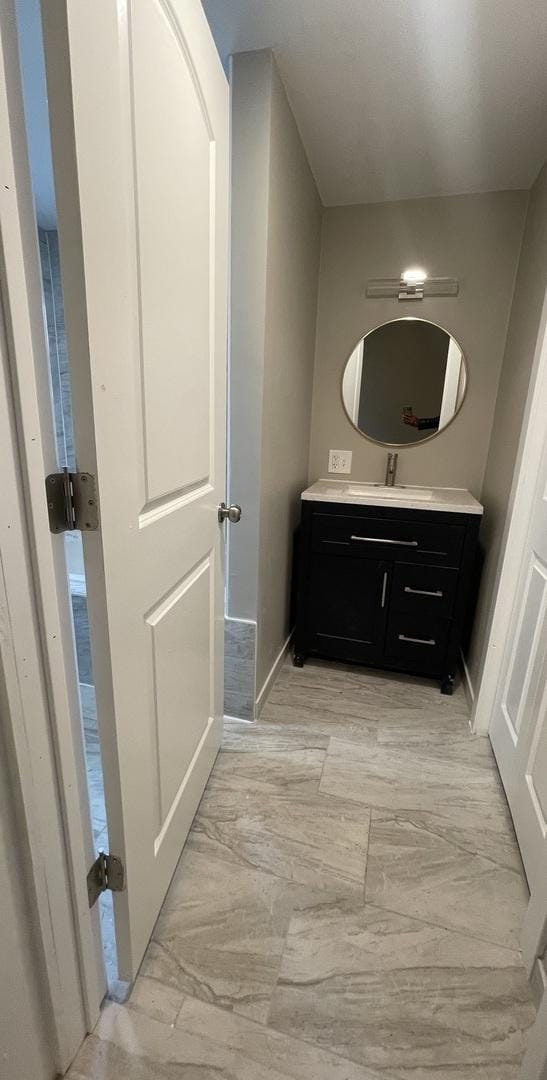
<box><xmin>256</xmin><ymin>631</ymin><xmax>293</xmax><ymax>717</ymax></box>
<box><xmin>460</xmin><ymin>649</ymin><xmax>475</xmax><ymax>707</ymax></box>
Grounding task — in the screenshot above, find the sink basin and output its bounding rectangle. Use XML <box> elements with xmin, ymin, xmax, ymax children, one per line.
<box><xmin>346</xmin><ymin>484</ymin><xmax>433</xmax><ymax>501</ymax></box>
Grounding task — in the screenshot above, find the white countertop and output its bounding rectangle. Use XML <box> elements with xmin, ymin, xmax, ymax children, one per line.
<box><xmin>302</xmin><ymin>479</ymin><xmax>484</xmax><ymax>515</ymax></box>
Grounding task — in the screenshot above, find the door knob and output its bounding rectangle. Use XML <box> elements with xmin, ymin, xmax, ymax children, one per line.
<box><xmin>218</xmin><ymin>502</ymin><xmax>242</xmax><ymax>524</ymax></box>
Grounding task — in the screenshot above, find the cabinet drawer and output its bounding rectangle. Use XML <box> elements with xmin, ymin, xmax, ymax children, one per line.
<box><xmin>311</xmin><ymin>512</ymin><xmax>464</xmax><ymax>567</ymax></box>
<box><xmin>391</xmin><ymin>563</ymin><xmax>458</xmax><ymax>618</ymax></box>
<box><xmin>385</xmin><ymin>613</ymin><xmax>449</xmax><ymax>674</ymax></box>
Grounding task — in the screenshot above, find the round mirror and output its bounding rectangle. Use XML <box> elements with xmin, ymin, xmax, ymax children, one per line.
<box><xmin>341</xmin><ymin>317</ymin><xmax>467</xmax><ymax>446</ymax></box>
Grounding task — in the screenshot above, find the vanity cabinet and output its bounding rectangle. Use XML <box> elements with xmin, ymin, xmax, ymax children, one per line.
<box><xmin>294</xmin><ymin>492</ymin><xmax>482</xmax><ymax>693</ymax></box>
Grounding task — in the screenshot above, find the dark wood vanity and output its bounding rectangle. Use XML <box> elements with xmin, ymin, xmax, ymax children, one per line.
<box><xmin>293</xmin><ymin>483</ymin><xmax>482</xmax><ymax>693</ymax></box>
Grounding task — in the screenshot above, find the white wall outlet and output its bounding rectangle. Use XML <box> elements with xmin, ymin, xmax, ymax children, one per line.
<box><xmin>328</xmin><ymin>449</ymin><xmax>352</xmax><ymax>474</ymax></box>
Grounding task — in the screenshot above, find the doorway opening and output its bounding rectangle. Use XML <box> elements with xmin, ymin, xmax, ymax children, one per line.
<box><xmin>15</xmin><ymin>0</ymin><xmax>117</xmax><ymax>987</ymax></box>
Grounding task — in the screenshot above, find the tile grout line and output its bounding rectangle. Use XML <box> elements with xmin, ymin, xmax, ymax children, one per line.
<box><xmin>362</xmin><ymin>898</ymin><xmax>525</xmax><ymax>958</ymax></box>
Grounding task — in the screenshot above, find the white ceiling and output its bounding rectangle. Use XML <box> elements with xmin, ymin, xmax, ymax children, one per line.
<box><xmin>203</xmin><ymin>0</ymin><xmax>547</xmax><ymax>206</ymax></box>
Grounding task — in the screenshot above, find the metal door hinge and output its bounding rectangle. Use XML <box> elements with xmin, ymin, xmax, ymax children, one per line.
<box><xmin>87</xmin><ymin>851</ymin><xmax>125</xmax><ymax>908</ymax></box>
<box><xmin>45</xmin><ymin>468</ymin><xmax>99</xmax><ymax>533</ymax></box>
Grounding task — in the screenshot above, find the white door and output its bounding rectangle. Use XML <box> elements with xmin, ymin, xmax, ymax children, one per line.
<box><xmin>43</xmin><ymin>0</ymin><xmax>228</xmax><ymax>981</ymax></box>
<box><xmin>489</xmin><ymin>423</ymin><xmax>547</xmax><ymax>894</ymax></box>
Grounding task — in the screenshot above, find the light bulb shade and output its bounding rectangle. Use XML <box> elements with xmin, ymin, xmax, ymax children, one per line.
<box><xmin>401</xmin><ymin>267</ymin><xmax>428</xmax><ymax>284</ymax></box>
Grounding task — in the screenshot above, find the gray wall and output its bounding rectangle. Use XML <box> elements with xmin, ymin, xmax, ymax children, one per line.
<box><xmin>39</xmin><ymin>226</ymin><xmax>75</xmax><ymax>469</ymax></box>
<box><xmin>227</xmin><ymin>51</ymin><xmax>272</xmax><ymax>623</ymax></box>
<box><xmin>308</xmin><ymin>191</ymin><xmax>528</xmax><ymax>494</ymax></box>
<box><xmin>256</xmin><ymin>58</ymin><xmax>322</xmax><ymax>695</ymax></box>
<box><xmin>15</xmin><ymin>0</ymin><xmax>56</xmax><ymax>227</ymax></box>
<box><xmin>227</xmin><ymin>49</ymin><xmax>321</xmax><ymax>710</ymax></box>
<box><xmin>468</xmin><ymin>162</ymin><xmax>547</xmax><ymax>688</ymax></box>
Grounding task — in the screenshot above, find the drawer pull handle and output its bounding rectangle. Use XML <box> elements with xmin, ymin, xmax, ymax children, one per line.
<box><xmin>350</xmin><ymin>535</ymin><xmax>419</xmax><ymax>547</ymax></box>
<box><xmin>398</xmin><ymin>634</ymin><xmax>436</xmax><ymax>646</ymax></box>
<box><xmin>381</xmin><ymin>570</ymin><xmax>388</xmax><ymax>608</ymax></box>
<box><xmin>404</xmin><ymin>586</ymin><xmax>443</xmax><ymax>598</ymax></box>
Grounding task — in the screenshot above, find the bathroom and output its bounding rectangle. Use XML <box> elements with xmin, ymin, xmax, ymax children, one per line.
<box><xmin>2</xmin><ymin>1</ymin><xmax>547</xmax><ymax>1077</ymax></box>
<box><xmin>202</xmin><ymin>16</ymin><xmax>547</xmax><ymax>1077</ymax></box>
<box><xmin>223</xmin><ymin>43</ymin><xmax>536</xmax><ymax>722</ymax></box>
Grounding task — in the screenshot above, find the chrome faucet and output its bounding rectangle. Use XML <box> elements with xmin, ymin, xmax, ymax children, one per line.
<box><xmin>385</xmin><ymin>452</ymin><xmax>398</xmax><ymax>487</ymax></box>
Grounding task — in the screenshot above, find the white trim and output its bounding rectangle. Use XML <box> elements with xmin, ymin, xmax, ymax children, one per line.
<box><xmin>0</xmin><ymin>0</ymin><xmax>105</xmax><ymax>1060</ymax></box>
<box><xmin>519</xmin><ymin>992</ymin><xmax>547</xmax><ymax>1080</ymax></box>
<box><xmin>223</xmin><ymin>714</ymin><xmax>254</xmax><ymax>725</ymax></box>
<box><xmin>473</xmin><ymin>286</ymin><xmax>547</xmax><ymax>735</ymax></box>
<box><xmin>460</xmin><ymin>649</ymin><xmax>475</xmax><ymax>708</ymax></box>
<box><xmin>256</xmin><ymin>631</ymin><xmax>293</xmax><ymax>716</ymax></box>
<box><xmin>521</xmin><ymin>863</ymin><xmax>547</xmax><ymax>977</ymax></box>
<box><xmin>0</xmin><ymin>235</ymin><xmax>87</xmax><ymax>1071</ymax></box>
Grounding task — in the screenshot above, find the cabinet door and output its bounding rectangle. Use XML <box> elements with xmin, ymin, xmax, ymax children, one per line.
<box><xmin>307</xmin><ymin>553</ymin><xmax>389</xmax><ymax>664</ymax></box>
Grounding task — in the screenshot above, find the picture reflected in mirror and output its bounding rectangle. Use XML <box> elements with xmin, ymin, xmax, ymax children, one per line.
<box><xmin>341</xmin><ymin>317</ymin><xmax>466</xmax><ymax>446</ymax></box>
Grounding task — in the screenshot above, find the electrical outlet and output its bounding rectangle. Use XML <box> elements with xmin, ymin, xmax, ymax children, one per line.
<box><xmin>328</xmin><ymin>449</ymin><xmax>352</xmax><ymax>474</ymax></box>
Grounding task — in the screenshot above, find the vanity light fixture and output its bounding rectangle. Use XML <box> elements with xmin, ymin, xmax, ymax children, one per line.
<box><xmin>366</xmin><ymin>272</ymin><xmax>459</xmax><ymax>302</ymax></box>
<box><xmin>399</xmin><ymin>267</ymin><xmax>427</xmax><ymax>300</ymax></box>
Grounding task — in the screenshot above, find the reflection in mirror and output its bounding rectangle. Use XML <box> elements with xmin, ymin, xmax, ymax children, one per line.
<box><xmin>342</xmin><ymin>317</ymin><xmax>466</xmax><ymax>446</ymax></box>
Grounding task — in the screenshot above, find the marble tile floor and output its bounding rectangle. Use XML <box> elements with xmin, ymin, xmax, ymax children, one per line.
<box><xmin>69</xmin><ymin>659</ymin><xmax>535</xmax><ymax>1079</ymax></box>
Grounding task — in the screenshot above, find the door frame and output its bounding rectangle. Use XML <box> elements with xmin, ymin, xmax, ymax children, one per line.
<box><xmin>472</xmin><ymin>284</ymin><xmax>547</xmax><ymax>1076</ymax></box>
<box><xmin>0</xmin><ymin>0</ymin><xmax>105</xmax><ymax>1066</ymax></box>
<box><xmin>473</xmin><ymin>285</ymin><xmax>547</xmax><ymax>738</ymax></box>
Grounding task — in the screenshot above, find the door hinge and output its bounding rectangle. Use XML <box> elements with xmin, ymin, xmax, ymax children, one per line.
<box><xmin>45</xmin><ymin>468</ymin><xmax>99</xmax><ymax>533</ymax></box>
<box><xmin>87</xmin><ymin>851</ymin><xmax>125</xmax><ymax>909</ymax></box>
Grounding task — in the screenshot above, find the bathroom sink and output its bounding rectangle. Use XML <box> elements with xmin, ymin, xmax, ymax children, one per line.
<box><xmin>302</xmin><ymin>480</ymin><xmax>483</xmax><ymax>515</ymax></box>
<box><xmin>346</xmin><ymin>484</ymin><xmax>433</xmax><ymax>501</ymax></box>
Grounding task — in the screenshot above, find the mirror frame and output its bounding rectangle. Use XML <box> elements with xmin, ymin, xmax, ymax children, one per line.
<box><xmin>340</xmin><ymin>316</ymin><xmax>468</xmax><ymax>449</ymax></box>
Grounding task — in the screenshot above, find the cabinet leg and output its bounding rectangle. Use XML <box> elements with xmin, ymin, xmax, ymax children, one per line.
<box><xmin>293</xmin><ymin>653</ymin><xmax>305</xmax><ymax>668</ymax></box>
<box><xmin>441</xmin><ymin>673</ymin><xmax>455</xmax><ymax>696</ymax></box>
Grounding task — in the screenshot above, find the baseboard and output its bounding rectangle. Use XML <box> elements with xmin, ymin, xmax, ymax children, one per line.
<box><xmin>224</xmin><ymin>617</ymin><xmax>256</xmax><ymax>722</ymax></box>
<box><xmin>460</xmin><ymin>649</ymin><xmax>475</xmax><ymax>708</ymax></box>
<box><xmin>69</xmin><ymin>572</ymin><xmax>87</xmax><ymax>597</ymax></box>
<box><xmin>256</xmin><ymin>631</ymin><xmax>293</xmax><ymax>717</ymax></box>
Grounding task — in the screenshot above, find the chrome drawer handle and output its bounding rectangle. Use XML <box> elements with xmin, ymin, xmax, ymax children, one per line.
<box><xmin>350</xmin><ymin>536</ymin><xmax>419</xmax><ymax>547</ymax></box>
<box><xmin>404</xmin><ymin>586</ymin><xmax>443</xmax><ymax>598</ymax></box>
<box><xmin>398</xmin><ymin>634</ymin><xmax>436</xmax><ymax>646</ymax></box>
<box><xmin>381</xmin><ymin>570</ymin><xmax>388</xmax><ymax>608</ymax></box>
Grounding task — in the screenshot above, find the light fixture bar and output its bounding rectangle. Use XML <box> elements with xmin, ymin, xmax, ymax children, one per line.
<box><xmin>366</xmin><ymin>277</ymin><xmax>459</xmax><ymax>301</ymax></box>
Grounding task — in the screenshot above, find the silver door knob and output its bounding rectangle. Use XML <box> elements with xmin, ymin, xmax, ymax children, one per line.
<box><xmin>218</xmin><ymin>502</ymin><xmax>242</xmax><ymax>524</ymax></box>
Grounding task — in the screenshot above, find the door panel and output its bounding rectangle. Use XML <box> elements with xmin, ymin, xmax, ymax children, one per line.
<box><xmin>503</xmin><ymin>557</ymin><xmax>547</xmax><ymax>737</ymax></box>
<box><xmin>132</xmin><ymin>0</ymin><xmax>212</xmax><ymax>504</ymax></box>
<box><xmin>490</xmin><ymin>426</ymin><xmax>547</xmax><ymax>896</ymax></box>
<box><xmin>528</xmin><ymin>695</ymin><xmax>547</xmax><ymax>831</ymax></box>
<box><xmin>146</xmin><ymin>557</ymin><xmax>211</xmax><ymax>825</ymax></box>
<box><xmin>45</xmin><ymin>0</ymin><xmax>228</xmax><ymax>981</ymax></box>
